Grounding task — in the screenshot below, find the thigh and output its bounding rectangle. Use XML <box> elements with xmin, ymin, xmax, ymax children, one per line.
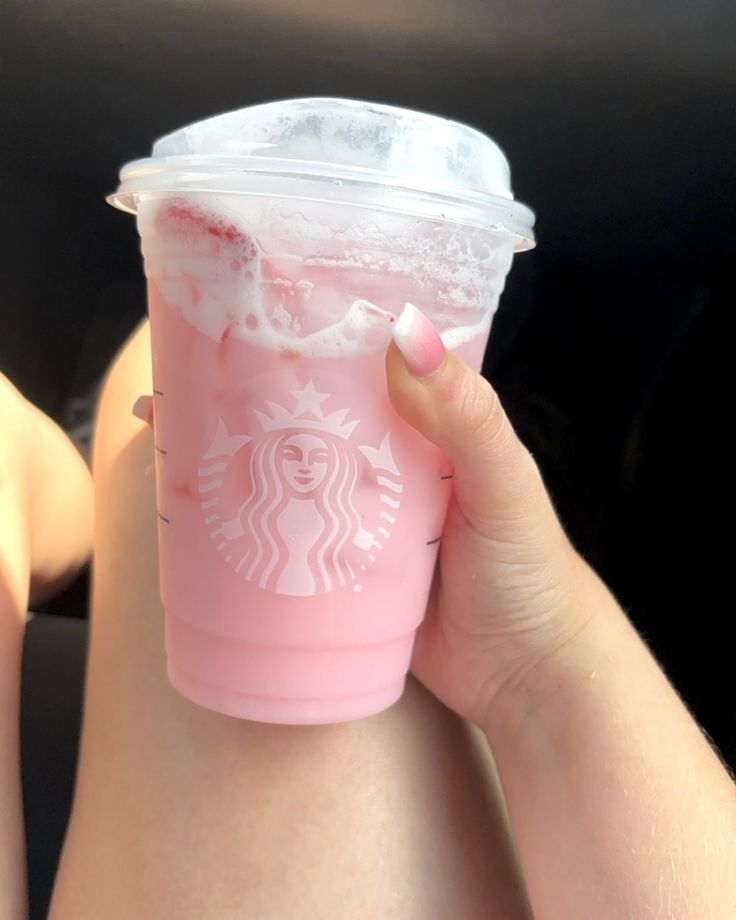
<box><xmin>50</xmin><ymin>321</ymin><xmax>532</xmax><ymax>920</ymax></box>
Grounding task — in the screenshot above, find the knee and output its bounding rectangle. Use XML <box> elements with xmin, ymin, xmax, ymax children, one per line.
<box><xmin>98</xmin><ymin>320</ymin><xmax>151</xmax><ymax>410</ymax></box>
<box><xmin>93</xmin><ymin>320</ymin><xmax>152</xmax><ymax>473</ymax></box>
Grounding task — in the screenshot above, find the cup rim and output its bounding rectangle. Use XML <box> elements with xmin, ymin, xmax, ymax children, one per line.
<box><xmin>107</xmin><ymin>153</ymin><xmax>536</xmax><ymax>251</ymax></box>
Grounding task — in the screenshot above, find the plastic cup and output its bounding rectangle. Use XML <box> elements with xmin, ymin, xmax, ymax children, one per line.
<box><xmin>109</xmin><ymin>98</ymin><xmax>535</xmax><ymax>724</ymax></box>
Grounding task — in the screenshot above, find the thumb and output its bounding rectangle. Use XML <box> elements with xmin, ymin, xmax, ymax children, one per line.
<box><xmin>386</xmin><ymin>303</ymin><xmax>560</xmax><ymax>544</ymax></box>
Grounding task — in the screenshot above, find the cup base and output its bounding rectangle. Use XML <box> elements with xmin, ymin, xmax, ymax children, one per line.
<box><xmin>164</xmin><ymin>611</ymin><xmax>416</xmax><ymax>725</ymax></box>
<box><xmin>167</xmin><ymin>661</ymin><xmax>406</xmax><ymax>725</ymax></box>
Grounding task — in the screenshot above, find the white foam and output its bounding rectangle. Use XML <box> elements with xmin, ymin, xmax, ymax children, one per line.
<box><xmin>440</xmin><ymin>311</ymin><xmax>494</xmax><ymax>350</ymax></box>
<box><xmin>138</xmin><ymin>195</ymin><xmax>507</xmax><ymax>358</ymax></box>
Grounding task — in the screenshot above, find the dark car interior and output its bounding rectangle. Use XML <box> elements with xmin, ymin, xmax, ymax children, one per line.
<box><xmin>2</xmin><ymin>1</ymin><xmax>734</xmax><ymax>916</ymax></box>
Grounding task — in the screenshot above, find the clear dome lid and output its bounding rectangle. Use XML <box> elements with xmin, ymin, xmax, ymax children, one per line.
<box><xmin>109</xmin><ymin>98</ymin><xmax>535</xmax><ymax>249</ymax></box>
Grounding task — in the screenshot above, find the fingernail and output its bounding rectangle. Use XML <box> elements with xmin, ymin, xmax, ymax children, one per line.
<box><xmin>391</xmin><ymin>303</ymin><xmax>445</xmax><ymax>378</ymax></box>
<box><xmin>145</xmin><ymin>463</ymin><xmax>156</xmax><ymax>482</ymax></box>
<box><xmin>132</xmin><ymin>395</ymin><xmax>154</xmax><ymax>425</ymax></box>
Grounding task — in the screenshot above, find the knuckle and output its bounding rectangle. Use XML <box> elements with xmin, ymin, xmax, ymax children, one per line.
<box><xmin>457</xmin><ymin>376</ymin><xmax>516</xmax><ymax>458</ymax></box>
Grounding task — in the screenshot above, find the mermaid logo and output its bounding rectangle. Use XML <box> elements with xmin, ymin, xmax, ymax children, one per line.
<box><xmin>197</xmin><ymin>380</ymin><xmax>402</xmax><ymax>596</ymax></box>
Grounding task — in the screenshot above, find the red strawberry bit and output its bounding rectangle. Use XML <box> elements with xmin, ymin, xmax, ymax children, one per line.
<box><xmin>155</xmin><ymin>197</ymin><xmax>260</xmax><ymax>263</ymax></box>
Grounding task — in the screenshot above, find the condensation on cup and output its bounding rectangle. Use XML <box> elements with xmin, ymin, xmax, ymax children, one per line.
<box><xmin>109</xmin><ymin>98</ymin><xmax>535</xmax><ymax>724</ymax></box>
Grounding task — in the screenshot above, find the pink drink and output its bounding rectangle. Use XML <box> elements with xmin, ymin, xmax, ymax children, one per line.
<box><xmin>112</xmin><ymin>99</ymin><xmax>535</xmax><ymax>723</ymax></box>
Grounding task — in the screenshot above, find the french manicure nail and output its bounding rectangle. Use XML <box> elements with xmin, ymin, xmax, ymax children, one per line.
<box><xmin>391</xmin><ymin>302</ymin><xmax>446</xmax><ymax>378</ymax></box>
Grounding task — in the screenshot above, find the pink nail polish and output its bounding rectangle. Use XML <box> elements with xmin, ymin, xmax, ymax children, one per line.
<box><xmin>391</xmin><ymin>303</ymin><xmax>445</xmax><ymax>377</ymax></box>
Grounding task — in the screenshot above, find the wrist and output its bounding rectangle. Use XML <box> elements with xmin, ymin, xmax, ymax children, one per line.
<box><xmin>479</xmin><ymin>558</ymin><xmax>627</xmax><ymax>743</ymax></box>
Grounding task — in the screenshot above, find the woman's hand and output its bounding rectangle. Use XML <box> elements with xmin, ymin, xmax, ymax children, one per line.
<box><xmin>386</xmin><ymin>303</ymin><xmax>598</xmax><ymax>728</ymax></box>
<box><xmin>387</xmin><ymin>303</ymin><xmax>736</xmax><ymax>920</ymax></box>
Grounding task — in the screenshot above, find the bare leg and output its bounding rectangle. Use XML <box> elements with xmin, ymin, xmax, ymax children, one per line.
<box><xmin>50</xmin><ymin>322</ymin><xmax>531</xmax><ymax>919</ymax></box>
<box><xmin>0</xmin><ymin>374</ymin><xmax>93</xmax><ymax>920</ymax></box>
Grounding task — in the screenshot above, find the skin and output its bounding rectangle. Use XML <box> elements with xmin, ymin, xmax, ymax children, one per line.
<box><xmin>385</xmin><ymin>340</ymin><xmax>736</xmax><ymax>919</ymax></box>
<box><xmin>0</xmin><ymin>374</ymin><xmax>93</xmax><ymax>920</ymax></box>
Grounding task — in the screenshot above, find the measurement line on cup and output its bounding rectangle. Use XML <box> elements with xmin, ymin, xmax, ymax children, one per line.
<box><xmin>440</xmin><ymin>475</ymin><xmax>454</xmax><ymax>480</ymax></box>
<box><xmin>155</xmin><ymin>445</ymin><xmax>167</xmax><ymax>455</ymax></box>
<box><xmin>426</xmin><ymin>537</ymin><xmax>441</xmax><ymax>545</ymax></box>
<box><xmin>153</xmin><ymin>389</ymin><xmax>165</xmax><ymax>396</ymax></box>
<box><xmin>157</xmin><ymin>512</ymin><xmax>170</xmax><ymax>524</ymax></box>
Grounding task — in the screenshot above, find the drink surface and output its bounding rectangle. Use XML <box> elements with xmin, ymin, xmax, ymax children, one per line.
<box><xmin>138</xmin><ymin>195</ymin><xmax>514</xmax><ymax>355</ymax></box>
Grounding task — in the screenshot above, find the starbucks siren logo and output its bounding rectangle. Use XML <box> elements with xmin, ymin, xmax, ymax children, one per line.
<box><xmin>197</xmin><ymin>380</ymin><xmax>402</xmax><ymax>596</ymax></box>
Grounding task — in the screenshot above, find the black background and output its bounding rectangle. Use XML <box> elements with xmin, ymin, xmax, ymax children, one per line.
<box><xmin>2</xmin><ymin>1</ymin><xmax>734</xmax><ymax>915</ymax></box>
